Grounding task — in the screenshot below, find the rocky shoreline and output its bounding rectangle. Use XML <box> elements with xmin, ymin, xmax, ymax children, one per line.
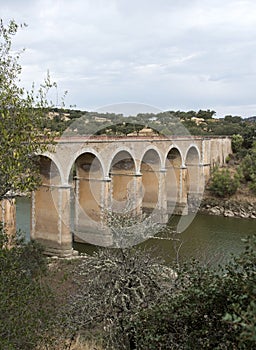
<box><xmin>199</xmin><ymin>198</ymin><xmax>256</xmax><ymax>219</ymax></box>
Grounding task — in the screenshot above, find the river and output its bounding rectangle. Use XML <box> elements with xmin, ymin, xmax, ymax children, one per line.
<box><xmin>16</xmin><ymin>197</ymin><xmax>255</xmax><ymax>267</ymax></box>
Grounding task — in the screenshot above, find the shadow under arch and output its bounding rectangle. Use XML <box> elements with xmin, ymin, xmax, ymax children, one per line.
<box><xmin>140</xmin><ymin>149</ymin><xmax>161</xmax><ymax>214</ymax></box>
<box><xmin>185</xmin><ymin>146</ymin><xmax>200</xmax><ymax>196</ymax></box>
<box><xmin>71</xmin><ymin>152</ymin><xmax>105</xmax><ymax>244</ymax></box>
<box><xmin>109</xmin><ymin>150</ymin><xmax>136</xmax><ymax>213</ymax></box>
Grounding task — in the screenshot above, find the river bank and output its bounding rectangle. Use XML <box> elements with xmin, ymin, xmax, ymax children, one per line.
<box><xmin>199</xmin><ymin>186</ymin><xmax>256</xmax><ymax>219</ymax></box>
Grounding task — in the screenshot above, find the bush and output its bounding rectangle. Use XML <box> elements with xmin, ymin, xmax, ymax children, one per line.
<box><xmin>209</xmin><ymin>167</ymin><xmax>240</xmax><ymax>197</ymax></box>
<box><xmin>249</xmin><ymin>176</ymin><xmax>256</xmax><ymax>194</ymax></box>
<box><xmin>64</xmin><ymin>248</ymin><xmax>175</xmax><ymax>350</ymax></box>
<box><xmin>0</xmin><ymin>228</ymin><xmax>56</xmax><ymax>349</ymax></box>
<box><xmin>131</xmin><ymin>236</ymin><xmax>256</xmax><ymax>349</ymax></box>
<box><xmin>232</xmin><ymin>134</ymin><xmax>244</xmax><ymax>153</ymax></box>
<box><xmin>239</xmin><ymin>143</ymin><xmax>256</xmax><ymax>182</ymax></box>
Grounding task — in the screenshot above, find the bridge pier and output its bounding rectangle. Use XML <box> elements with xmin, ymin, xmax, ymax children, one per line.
<box><xmin>133</xmin><ymin>173</ymin><xmax>143</xmax><ymax>216</ymax></box>
<box><xmin>176</xmin><ymin>166</ymin><xmax>189</xmax><ymax>215</ymax></box>
<box><xmin>0</xmin><ymin>198</ymin><xmax>16</xmax><ymax>240</ymax></box>
<box><xmin>154</xmin><ymin>169</ymin><xmax>168</xmax><ymax>223</ymax></box>
<box><xmin>31</xmin><ymin>185</ymin><xmax>76</xmax><ymax>257</ymax></box>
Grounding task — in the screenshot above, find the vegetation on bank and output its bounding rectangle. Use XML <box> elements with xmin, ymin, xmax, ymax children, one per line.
<box><xmin>0</xmin><ymin>228</ymin><xmax>55</xmax><ymax>349</ymax></box>
<box><xmin>208</xmin><ymin>138</ymin><xmax>256</xmax><ymax>198</ymax></box>
<box><xmin>1</xmin><ymin>228</ymin><xmax>255</xmax><ymax>349</ymax></box>
<box><xmin>60</xmin><ymin>240</ymin><xmax>256</xmax><ymax>349</ymax></box>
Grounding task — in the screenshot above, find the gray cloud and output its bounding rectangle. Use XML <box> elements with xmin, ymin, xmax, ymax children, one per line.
<box><xmin>2</xmin><ymin>0</ymin><xmax>256</xmax><ymax>116</ymax></box>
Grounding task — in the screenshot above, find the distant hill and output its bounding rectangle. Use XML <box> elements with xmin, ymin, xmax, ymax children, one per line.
<box><xmin>245</xmin><ymin>116</ymin><xmax>256</xmax><ymax>122</ymax></box>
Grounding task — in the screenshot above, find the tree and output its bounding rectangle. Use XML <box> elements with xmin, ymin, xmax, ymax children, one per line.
<box><xmin>239</xmin><ymin>142</ymin><xmax>256</xmax><ymax>194</ymax></box>
<box><xmin>0</xmin><ymin>19</ymin><xmax>55</xmax><ymax>200</ymax></box>
<box><xmin>64</xmin><ymin>248</ymin><xmax>175</xmax><ymax>350</ymax></box>
<box><xmin>208</xmin><ymin>167</ymin><xmax>240</xmax><ymax>197</ymax></box>
<box><xmin>0</xmin><ymin>229</ymin><xmax>56</xmax><ymax>350</ymax></box>
<box><xmin>0</xmin><ymin>19</ymin><xmax>62</xmax><ymax>349</ymax></box>
<box><xmin>197</xmin><ymin>109</ymin><xmax>216</xmax><ymax>120</ymax></box>
<box><xmin>232</xmin><ymin>134</ymin><xmax>244</xmax><ymax>153</ymax></box>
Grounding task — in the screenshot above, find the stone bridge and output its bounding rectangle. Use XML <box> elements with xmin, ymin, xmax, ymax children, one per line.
<box><xmin>29</xmin><ymin>135</ymin><xmax>231</xmax><ymax>256</ymax></box>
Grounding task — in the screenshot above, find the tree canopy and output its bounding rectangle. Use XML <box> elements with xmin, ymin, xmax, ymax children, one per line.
<box><xmin>0</xmin><ymin>19</ymin><xmax>55</xmax><ymax>200</ymax></box>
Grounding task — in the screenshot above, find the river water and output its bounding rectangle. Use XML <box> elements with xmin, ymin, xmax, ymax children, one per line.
<box><xmin>16</xmin><ymin>197</ymin><xmax>255</xmax><ymax>267</ymax></box>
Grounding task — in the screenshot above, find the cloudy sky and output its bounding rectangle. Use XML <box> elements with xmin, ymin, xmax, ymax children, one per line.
<box><xmin>2</xmin><ymin>0</ymin><xmax>256</xmax><ymax>116</ymax></box>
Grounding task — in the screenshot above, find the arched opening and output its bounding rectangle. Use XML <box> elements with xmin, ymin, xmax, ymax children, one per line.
<box><xmin>72</xmin><ymin>153</ymin><xmax>104</xmax><ymax>238</ymax></box>
<box><xmin>140</xmin><ymin>149</ymin><xmax>160</xmax><ymax>213</ymax></box>
<box><xmin>39</xmin><ymin>155</ymin><xmax>61</xmax><ymax>185</ymax></box>
<box><xmin>185</xmin><ymin>147</ymin><xmax>200</xmax><ymax>199</ymax></box>
<box><xmin>31</xmin><ymin>156</ymin><xmax>70</xmax><ymax>253</ymax></box>
<box><xmin>109</xmin><ymin>151</ymin><xmax>136</xmax><ymax>212</ymax></box>
<box><xmin>165</xmin><ymin>148</ymin><xmax>182</xmax><ymax>214</ymax></box>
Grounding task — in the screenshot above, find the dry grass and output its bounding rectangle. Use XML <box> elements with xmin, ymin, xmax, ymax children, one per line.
<box><xmin>69</xmin><ymin>337</ymin><xmax>103</xmax><ymax>350</ymax></box>
<box><xmin>38</xmin><ymin>337</ymin><xmax>104</xmax><ymax>350</ymax></box>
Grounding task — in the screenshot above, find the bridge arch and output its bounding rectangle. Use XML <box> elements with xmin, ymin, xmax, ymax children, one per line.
<box><xmin>184</xmin><ymin>145</ymin><xmax>201</xmax><ymax>165</ymax></box>
<box><xmin>40</xmin><ymin>151</ymin><xmax>64</xmax><ymax>185</ymax></box>
<box><xmin>185</xmin><ymin>145</ymin><xmax>201</xmax><ymax>196</ymax></box>
<box><xmin>140</xmin><ymin>146</ymin><xmax>163</xmax><ymax>171</ymax></box>
<box><xmin>72</xmin><ymin>152</ymin><xmax>104</xmax><ymax>230</ymax></box>
<box><xmin>140</xmin><ymin>149</ymin><xmax>161</xmax><ymax>213</ymax></box>
<box><xmin>66</xmin><ymin>148</ymin><xmax>106</xmax><ymax>182</ymax></box>
<box><xmin>106</xmin><ymin>147</ymin><xmax>137</xmax><ymax>175</ymax></box>
<box><xmin>165</xmin><ymin>147</ymin><xmax>182</xmax><ymax>213</ymax></box>
<box><xmin>165</xmin><ymin>144</ymin><xmax>184</xmax><ymax>167</ymax></box>
<box><xmin>109</xmin><ymin>150</ymin><xmax>136</xmax><ymax>212</ymax></box>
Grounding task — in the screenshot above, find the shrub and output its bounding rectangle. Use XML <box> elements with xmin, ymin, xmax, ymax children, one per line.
<box><xmin>209</xmin><ymin>167</ymin><xmax>240</xmax><ymax>197</ymax></box>
<box><xmin>240</xmin><ymin>154</ymin><xmax>256</xmax><ymax>182</ymax></box>
<box><xmin>232</xmin><ymin>134</ymin><xmax>244</xmax><ymax>153</ymax></box>
<box><xmin>64</xmin><ymin>248</ymin><xmax>175</xmax><ymax>350</ymax></box>
<box><xmin>249</xmin><ymin>175</ymin><xmax>256</xmax><ymax>194</ymax></box>
<box><xmin>223</xmin><ymin>236</ymin><xmax>256</xmax><ymax>349</ymax></box>
<box><xmin>131</xmin><ymin>236</ymin><xmax>256</xmax><ymax>350</ymax></box>
<box><xmin>0</xmin><ymin>228</ymin><xmax>56</xmax><ymax>350</ymax></box>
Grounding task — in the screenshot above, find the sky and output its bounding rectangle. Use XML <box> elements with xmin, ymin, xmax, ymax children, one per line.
<box><xmin>1</xmin><ymin>0</ymin><xmax>256</xmax><ymax>117</ymax></box>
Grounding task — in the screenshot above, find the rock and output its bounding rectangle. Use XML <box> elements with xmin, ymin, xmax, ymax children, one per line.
<box><xmin>199</xmin><ymin>196</ymin><xmax>256</xmax><ymax>219</ymax></box>
<box><xmin>210</xmin><ymin>206</ymin><xmax>222</xmax><ymax>215</ymax></box>
<box><xmin>240</xmin><ymin>212</ymin><xmax>250</xmax><ymax>218</ymax></box>
<box><xmin>224</xmin><ymin>210</ymin><xmax>235</xmax><ymax>217</ymax></box>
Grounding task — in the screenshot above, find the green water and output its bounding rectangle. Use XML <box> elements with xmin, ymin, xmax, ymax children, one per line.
<box><xmin>16</xmin><ymin>197</ymin><xmax>255</xmax><ymax>266</ymax></box>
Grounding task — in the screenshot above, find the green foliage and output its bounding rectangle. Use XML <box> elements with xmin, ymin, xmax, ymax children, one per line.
<box><xmin>209</xmin><ymin>167</ymin><xmax>240</xmax><ymax>197</ymax></box>
<box><xmin>242</xmin><ymin>124</ymin><xmax>256</xmax><ymax>149</ymax></box>
<box><xmin>232</xmin><ymin>134</ymin><xmax>244</xmax><ymax>153</ymax></box>
<box><xmin>0</xmin><ymin>228</ymin><xmax>55</xmax><ymax>349</ymax></box>
<box><xmin>131</xmin><ymin>235</ymin><xmax>256</xmax><ymax>350</ymax></box>
<box><xmin>249</xmin><ymin>175</ymin><xmax>256</xmax><ymax>194</ymax></box>
<box><xmin>223</xmin><ymin>235</ymin><xmax>256</xmax><ymax>348</ymax></box>
<box><xmin>53</xmin><ymin>235</ymin><xmax>256</xmax><ymax>350</ymax></box>
<box><xmin>0</xmin><ymin>19</ymin><xmax>56</xmax><ymax>200</ymax></box>
<box><xmin>239</xmin><ymin>143</ymin><xmax>256</xmax><ymax>181</ymax></box>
